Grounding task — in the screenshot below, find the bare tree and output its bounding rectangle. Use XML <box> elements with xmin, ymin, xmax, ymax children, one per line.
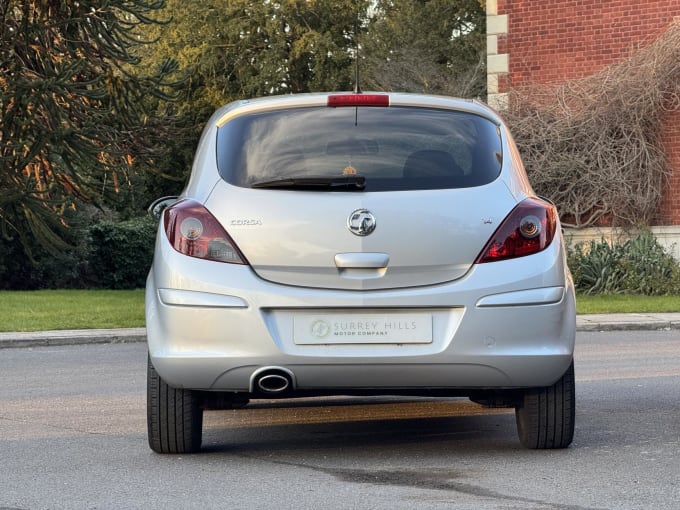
<box><xmin>363</xmin><ymin>0</ymin><xmax>487</xmax><ymax>99</ymax></box>
<box><xmin>504</xmin><ymin>21</ymin><xmax>680</xmax><ymax>228</ymax></box>
<box><xmin>365</xmin><ymin>45</ymin><xmax>487</xmax><ymax>98</ymax></box>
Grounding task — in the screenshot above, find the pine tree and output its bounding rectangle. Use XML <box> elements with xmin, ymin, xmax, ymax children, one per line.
<box><xmin>0</xmin><ymin>0</ymin><xmax>180</xmax><ymax>253</ymax></box>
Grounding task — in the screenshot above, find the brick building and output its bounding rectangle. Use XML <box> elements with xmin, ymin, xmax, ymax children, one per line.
<box><xmin>486</xmin><ymin>1</ymin><xmax>680</xmax><ymax>238</ymax></box>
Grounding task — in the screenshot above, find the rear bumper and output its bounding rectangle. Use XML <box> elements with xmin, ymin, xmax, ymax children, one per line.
<box><xmin>146</xmin><ymin>234</ymin><xmax>575</xmax><ymax>393</ymax></box>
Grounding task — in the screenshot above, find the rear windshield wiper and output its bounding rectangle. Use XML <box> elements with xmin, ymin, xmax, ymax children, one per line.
<box><xmin>251</xmin><ymin>175</ymin><xmax>366</xmax><ymax>191</ymax></box>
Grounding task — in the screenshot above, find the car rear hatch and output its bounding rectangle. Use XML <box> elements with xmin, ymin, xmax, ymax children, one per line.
<box><xmin>208</xmin><ymin>99</ymin><xmax>514</xmax><ymax>290</ymax></box>
<box><xmin>206</xmin><ymin>183</ymin><xmax>518</xmax><ymax>290</ymax></box>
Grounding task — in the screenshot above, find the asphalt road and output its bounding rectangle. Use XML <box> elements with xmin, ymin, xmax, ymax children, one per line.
<box><xmin>1</xmin><ymin>330</ymin><xmax>679</xmax><ymax>510</ymax></box>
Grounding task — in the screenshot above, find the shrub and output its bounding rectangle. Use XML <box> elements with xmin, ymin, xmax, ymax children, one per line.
<box><xmin>0</xmin><ymin>227</ymin><xmax>89</xmax><ymax>290</ymax></box>
<box><xmin>568</xmin><ymin>232</ymin><xmax>680</xmax><ymax>295</ymax></box>
<box><xmin>87</xmin><ymin>216</ymin><xmax>157</xmax><ymax>289</ymax></box>
<box><xmin>0</xmin><ymin>215</ymin><xmax>158</xmax><ymax>290</ymax></box>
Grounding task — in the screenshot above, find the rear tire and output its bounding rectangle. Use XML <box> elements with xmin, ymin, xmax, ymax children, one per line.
<box><xmin>515</xmin><ymin>361</ymin><xmax>575</xmax><ymax>449</ymax></box>
<box><xmin>147</xmin><ymin>355</ymin><xmax>203</xmax><ymax>454</ymax></box>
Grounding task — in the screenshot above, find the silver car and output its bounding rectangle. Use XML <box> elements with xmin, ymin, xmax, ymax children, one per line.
<box><xmin>146</xmin><ymin>92</ymin><xmax>576</xmax><ymax>453</ymax></box>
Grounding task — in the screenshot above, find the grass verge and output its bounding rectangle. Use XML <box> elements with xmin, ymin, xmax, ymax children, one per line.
<box><xmin>0</xmin><ymin>289</ymin><xmax>678</xmax><ymax>332</ymax></box>
<box><xmin>575</xmin><ymin>294</ymin><xmax>680</xmax><ymax>314</ymax></box>
<box><xmin>0</xmin><ymin>289</ymin><xmax>145</xmax><ymax>332</ymax></box>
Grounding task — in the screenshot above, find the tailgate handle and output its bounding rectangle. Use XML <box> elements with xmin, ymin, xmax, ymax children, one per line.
<box><xmin>334</xmin><ymin>253</ymin><xmax>390</xmax><ymax>269</ymax></box>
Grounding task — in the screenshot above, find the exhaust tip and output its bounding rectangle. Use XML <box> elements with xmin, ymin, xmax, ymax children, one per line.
<box><xmin>257</xmin><ymin>374</ymin><xmax>290</xmax><ymax>394</ymax></box>
<box><xmin>251</xmin><ymin>368</ymin><xmax>294</xmax><ymax>395</ymax></box>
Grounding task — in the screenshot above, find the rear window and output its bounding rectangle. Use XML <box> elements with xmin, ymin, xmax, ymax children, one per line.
<box><xmin>216</xmin><ymin>106</ymin><xmax>502</xmax><ymax>191</ymax></box>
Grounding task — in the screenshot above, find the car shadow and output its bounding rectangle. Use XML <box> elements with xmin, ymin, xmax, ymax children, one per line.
<box><xmin>200</xmin><ymin>396</ymin><xmax>520</xmax><ymax>454</ymax></box>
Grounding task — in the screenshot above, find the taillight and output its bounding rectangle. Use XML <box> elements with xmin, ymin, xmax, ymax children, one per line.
<box><xmin>475</xmin><ymin>197</ymin><xmax>557</xmax><ymax>263</ymax></box>
<box><xmin>327</xmin><ymin>94</ymin><xmax>389</xmax><ymax>107</ymax></box>
<box><xmin>163</xmin><ymin>200</ymin><xmax>247</xmax><ymax>264</ymax></box>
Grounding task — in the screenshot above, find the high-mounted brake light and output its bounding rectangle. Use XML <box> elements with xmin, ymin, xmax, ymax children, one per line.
<box><xmin>475</xmin><ymin>197</ymin><xmax>557</xmax><ymax>263</ymax></box>
<box><xmin>327</xmin><ymin>94</ymin><xmax>389</xmax><ymax>107</ymax></box>
<box><xmin>164</xmin><ymin>200</ymin><xmax>247</xmax><ymax>264</ymax></box>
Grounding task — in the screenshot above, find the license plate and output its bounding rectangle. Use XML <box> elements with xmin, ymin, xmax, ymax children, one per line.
<box><xmin>293</xmin><ymin>313</ymin><xmax>433</xmax><ymax>345</ymax></box>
